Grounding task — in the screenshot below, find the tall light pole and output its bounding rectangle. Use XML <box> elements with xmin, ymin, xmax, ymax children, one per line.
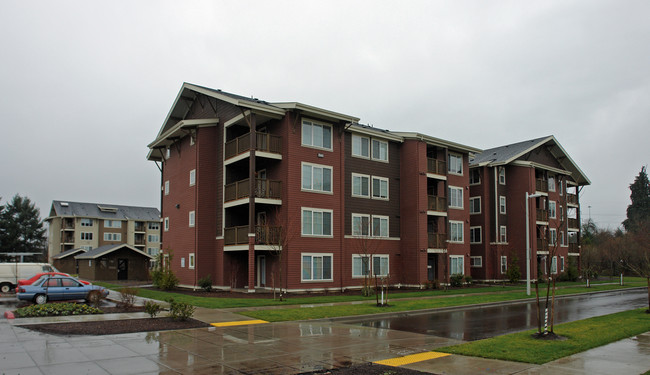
<box><xmin>526</xmin><ymin>192</ymin><xmax>542</xmax><ymax>296</ymax></box>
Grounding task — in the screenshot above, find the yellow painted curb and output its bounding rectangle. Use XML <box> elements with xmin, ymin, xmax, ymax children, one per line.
<box><xmin>374</xmin><ymin>352</ymin><xmax>451</xmax><ymax>367</ymax></box>
<box><xmin>210</xmin><ymin>319</ymin><xmax>268</xmax><ymax>327</ymax></box>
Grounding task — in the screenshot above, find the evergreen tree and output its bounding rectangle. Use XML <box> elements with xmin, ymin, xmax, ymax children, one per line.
<box><xmin>0</xmin><ymin>194</ymin><xmax>47</xmax><ymax>258</ymax></box>
<box><xmin>623</xmin><ymin>166</ymin><xmax>650</xmax><ymax>233</ymax></box>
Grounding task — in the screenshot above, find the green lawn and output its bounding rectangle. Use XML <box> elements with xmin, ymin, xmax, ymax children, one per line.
<box><xmin>437</xmin><ymin>308</ymin><xmax>650</xmax><ymax>364</ymax></box>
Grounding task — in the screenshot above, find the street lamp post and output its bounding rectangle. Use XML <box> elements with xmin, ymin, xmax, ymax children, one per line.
<box><xmin>526</xmin><ymin>192</ymin><xmax>542</xmax><ymax>296</ymax></box>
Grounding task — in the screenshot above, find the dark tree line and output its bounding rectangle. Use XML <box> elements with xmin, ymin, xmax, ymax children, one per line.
<box><xmin>0</xmin><ymin>194</ymin><xmax>47</xmax><ymax>262</ymax></box>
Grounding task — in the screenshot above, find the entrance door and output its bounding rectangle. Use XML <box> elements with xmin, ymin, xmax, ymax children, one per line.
<box><xmin>256</xmin><ymin>255</ymin><xmax>266</xmax><ymax>287</ymax></box>
<box><xmin>427</xmin><ymin>254</ymin><xmax>437</xmax><ymax>281</ymax></box>
<box><xmin>117</xmin><ymin>259</ymin><xmax>128</xmax><ymax>280</ymax></box>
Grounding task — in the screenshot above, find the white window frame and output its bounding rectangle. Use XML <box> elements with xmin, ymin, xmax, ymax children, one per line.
<box><xmin>189</xmin><ymin>253</ymin><xmax>195</xmax><ymax>269</ymax></box>
<box><xmin>450</xmin><ymin>221</ymin><xmax>464</xmax><ymax>243</ymax></box>
<box><xmin>301</xmin><ymin>208</ymin><xmax>333</xmax><ymax>237</ymax></box>
<box><xmin>561</xmin><ymin>231</ymin><xmax>566</xmax><ymax>246</ymax></box>
<box><xmin>372</xmin><ymin>254</ymin><xmax>389</xmax><ymax>276</ymax></box>
<box><xmin>551</xmin><ymin>256</ymin><xmax>558</xmax><ymax>274</ymax></box>
<box><xmin>147</xmin><ymin>234</ymin><xmax>159</xmax><ymax>243</ymax></box>
<box><xmin>352</xmin><ymin>254</ymin><xmax>370</xmax><ymax>278</ymax></box>
<box><xmin>501</xmin><ymin>256</ymin><xmax>508</xmax><ymax>274</ymax></box>
<box><xmin>189</xmin><ymin>211</ymin><xmax>195</xmax><ymax>227</ymax></box>
<box><xmin>352</xmin><ymin>173</ymin><xmax>370</xmax><ymax>198</ymax></box>
<box><xmin>448</xmin><ymin>186</ymin><xmax>463</xmax><ymax>209</ymax></box>
<box><xmin>470</xmin><ymin>226</ymin><xmax>482</xmax><ymax>244</ymax></box>
<box><xmin>351</xmin><ymin>213</ymin><xmax>370</xmax><ymax>236</ymax></box>
<box><xmin>560</xmin><ymin>256</ymin><xmax>565</xmax><ymax>272</ymax></box>
<box><xmin>104</xmin><ymin>220</ymin><xmax>122</xmax><ymax>228</ymax></box>
<box><xmin>469</xmin><ymin>169</ymin><xmax>480</xmax><ymax>185</ymax></box>
<box><xmin>450</xmin><ymin>255</ymin><xmax>464</xmax><ymax>275</ymax></box>
<box><xmin>80</xmin><ymin>219</ymin><xmax>93</xmax><ymax>227</ymax></box>
<box><xmin>371</xmin><ymin>215</ymin><xmax>389</xmax><ymax>238</ymax></box>
<box><xmin>499</xmin><ymin>196</ymin><xmax>507</xmax><ymax>214</ymax></box>
<box><xmin>103</xmin><ymin>233</ymin><xmax>121</xmax><ymax>241</ymax></box>
<box><xmin>351</xmin><ymin>134</ymin><xmax>370</xmax><ymax>159</ymax></box>
<box><xmin>302</xmin><ymin>119</ymin><xmax>332</xmax><ymax>151</ymax></box>
<box><xmin>549</xmin><ymin>228</ymin><xmax>557</xmax><ymax>246</ymax></box>
<box><xmin>301</xmin><ymin>253</ymin><xmax>333</xmax><ymax>282</ymax></box>
<box><xmin>499</xmin><ymin>167</ymin><xmax>506</xmax><ymax>185</ymax></box>
<box><xmin>80</xmin><ymin>232</ymin><xmax>93</xmax><ymax>240</ymax></box>
<box><xmin>190</xmin><ymin>169</ymin><xmax>196</xmax><ymax>186</ymax></box>
<box><xmin>371</xmin><ymin>176</ymin><xmax>389</xmax><ymax>200</ymax></box>
<box><xmin>164</xmin><ymin>180</ymin><xmax>170</xmax><ymax>195</ymax></box>
<box><xmin>470</xmin><ymin>256</ymin><xmax>482</xmax><ymax>268</ymax></box>
<box><xmin>148</xmin><ymin>222</ymin><xmax>159</xmax><ymax>230</ymax></box>
<box><xmin>448</xmin><ymin>153</ymin><xmax>463</xmax><ymax>175</ymax></box>
<box><xmin>301</xmin><ymin>162</ymin><xmax>333</xmax><ymax>194</ymax></box>
<box><xmin>164</xmin><ymin>217</ymin><xmax>169</xmax><ymax>232</ymax></box>
<box><xmin>371</xmin><ymin>139</ymin><xmax>388</xmax><ymax>162</ymax></box>
<box><xmin>559</xmin><ymin>179</ymin><xmax>564</xmax><ymax>195</ymax></box>
<box><xmin>548</xmin><ymin>176</ymin><xmax>556</xmax><ymax>192</ymax></box>
<box><xmin>549</xmin><ymin>201</ymin><xmax>557</xmax><ymax>219</ymax></box>
<box><xmin>500</xmin><ymin>225</ymin><xmax>507</xmax><ymax>243</ymax></box>
<box><xmin>469</xmin><ymin>196</ymin><xmax>481</xmax><ymax>214</ymax></box>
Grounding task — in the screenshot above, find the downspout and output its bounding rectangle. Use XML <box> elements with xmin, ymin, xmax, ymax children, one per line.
<box><xmin>339</xmin><ymin>123</ymin><xmax>345</xmax><ymax>292</ymax></box>
<box><xmin>494</xmin><ymin>167</ymin><xmax>499</xmax><ymax>280</ymax></box>
<box><xmin>194</xmin><ymin>130</ymin><xmax>199</xmax><ymax>290</ymax></box>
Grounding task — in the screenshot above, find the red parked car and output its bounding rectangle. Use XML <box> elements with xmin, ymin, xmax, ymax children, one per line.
<box><xmin>18</xmin><ymin>272</ymin><xmax>91</xmax><ymax>286</ymax></box>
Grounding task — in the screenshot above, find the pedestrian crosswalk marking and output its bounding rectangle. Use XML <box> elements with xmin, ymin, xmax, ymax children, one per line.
<box><xmin>210</xmin><ymin>319</ymin><xmax>268</xmax><ymax>327</ymax></box>
<box><xmin>374</xmin><ymin>351</ymin><xmax>450</xmax><ymax>366</ymax></box>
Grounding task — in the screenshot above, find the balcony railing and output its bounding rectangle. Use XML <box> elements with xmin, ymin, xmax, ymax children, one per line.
<box><xmin>427</xmin><ymin>158</ymin><xmax>446</xmax><ymax>175</ymax></box>
<box><xmin>569</xmin><ymin>243</ymin><xmax>580</xmax><ymax>252</ymax></box>
<box><xmin>567</xmin><ymin>193</ymin><xmax>578</xmax><ymax>205</ymax></box>
<box><xmin>536</xmin><ymin>208</ymin><xmax>548</xmax><ymax>222</ymax></box>
<box><xmin>61</xmin><ymin>234</ymin><xmax>75</xmax><ymax>244</ymax></box>
<box><xmin>224</xmin><ymin>225</ymin><xmax>282</xmax><ymax>246</ymax></box>
<box><xmin>428</xmin><ymin>233</ymin><xmax>447</xmax><ymax>248</ymax></box>
<box><xmin>134</xmin><ymin>238</ymin><xmax>146</xmax><ymax>245</ymax></box>
<box><xmin>225</xmin><ymin>178</ymin><xmax>282</xmax><ymax>202</ymax></box>
<box><xmin>536</xmin><ymin>179</ymin><xmax>548</xmax><ymax>192</ymax></box>
<box><xmin>134</xmin><ymin>223</ymin><xmax>145</xmax><ymax>232</ymax></box>
<box><xmin>568</xmin><ymin>218</ymin><xmax>579</xmax><ymax>229</ymax></box>
<box><xmin>427</xmin><ymin>195</ymin><xmax>447</xmax><ymax>212</ymax></box>
<box><xmin>62</xmin><ymin>220</ymin><xmax>75</xmax><ymax>230</ymax></box>
<box><xmin>225</xmin><ymin>133</ymin><xmax>282</xmax><ymax>160</ymax></box>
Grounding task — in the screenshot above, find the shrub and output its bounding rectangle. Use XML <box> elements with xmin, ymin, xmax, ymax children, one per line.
<box><xmin>167</xmin><ymin>298</ymin><xmax>195</xmax><ymax>321</ymax></box>
<box><xmin>118</xmin><ymin>287</ymin><xmax>139</xmax><ymax>309</ymax></box>
<box><xmin>507</xmin><ymin>254</ymin><xmax>521</xmax><ymax>283</ymax></box>
<box><xmin>198</xmin><ymin>275</ymin><xmax>212</xmax><ymax>292</ymax></box>
<box><xmin>450</xmin><ymin>274</ymin><xmax>464</xmax><ymax>287</ymax></box>
<box><xmin>464</xmin><ymin>275</ymin><xmax>473</xmax><ymax>286</ymax></box>
<box><xmin>144</xmin><ymin>300</ymin><xmax>163</xmax><ymax>318</ymax></box>
<box><xmin>15</xmin><ymin>302</ymin><xmax>102</xmax><ymax>318</ymax></box>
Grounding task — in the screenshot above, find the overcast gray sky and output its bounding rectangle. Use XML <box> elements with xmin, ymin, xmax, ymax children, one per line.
<box><xmin>1</xmin><ymin>1</ymin><xmax>648</xmax><ymax>230</ymax></box>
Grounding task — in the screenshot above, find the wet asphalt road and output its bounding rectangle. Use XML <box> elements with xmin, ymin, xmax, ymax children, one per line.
<box><xmin>347</xmin><ymin>289</ymin><xmax>648</xmax><ymax>341</ymax></box>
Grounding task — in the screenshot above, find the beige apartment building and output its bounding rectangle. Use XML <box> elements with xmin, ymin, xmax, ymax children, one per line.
<box><xmin>45</xmin><ymin>201</ymin><xmax>161</xmax><ymax>263</ymax></box>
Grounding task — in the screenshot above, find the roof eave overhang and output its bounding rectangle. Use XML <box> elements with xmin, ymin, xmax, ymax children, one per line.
<box><xmin>147</xmin><ymin>118</ymin><xmax>219</xmax><ymax>161</ymax></box>
<box><xmin>76</xmin><ymin>245</ymin><xmax>154</xmax><ymax>260</ymax></box>
<box><xmin>394</xmin><ymin>132</ymin><xmax>482</xmax><ymax>153</ymax></box>
<box><xmin>273</xmin><ymin>102</ymin><xmax>359</xmax><ymax>123</ymax></box>
<box><xmin>347</xmin><ymin>125</ymin><xmax>404</xmax><ymax>142</ymax></box>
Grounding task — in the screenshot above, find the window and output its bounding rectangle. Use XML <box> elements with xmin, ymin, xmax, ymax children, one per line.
<box><xmin>470</xmin><ymin>256</ymin><xmax>482</xmax><ymax>267</ymax></box>
<box><xmin>551</xmin><ymin>256</ymin><xmax>558</xmax><ymax>274</ymax></box>
<box><xmin>371</xmin><ymin>177</ymin><xmax>389</xmax><ymax>199</ymax></box>
<box><xmin>148</xmin><ymin>234</ymin><xmax>159</xmax><ymax>243</ymax></box>
<box><xmin>549</xmin><ymin>201</ymin><xmax>557</xmax><ymax>219</ymax></box>
<box><xmin>373</xmin><ymin>255</ymin><xmax>389</xmax><ymax>276</ymax></box>
<box><xmin>352</xmin><ymin>173</ymin><xmax>370</xmax><ymax>197</ymax></box>
<box><xmin>104</xmin><ymin>233</ymin><xmax>121</xmax><ymax>241</ymax></box>
<box><xmin>499</xmin><ymin>167</ymin><xmax>506</xmax><ymax>185</ymax></box>
<box><xmin>559</xmin><ymin>179</ymin><xmax>563</xmax><ymax>195</ymax></box>
<box><xmin>500</xmin><ymin>226</ymin><xmax>507</xmax><ymax>243</ymax></box>
<box><xmin>470</xmin><ymin>226</ymin><xmax>482</xmax><ymax>244</ymax></box>
<box><xmin>549</xmin><ymin>228</ymin><xmax>557</xmax><ymax>245</ymax></box>
<box><xmin>560</xmin><ymin>256</ymin><xmax>565</xmax><ymax>272</ymax></box>
<box><xmin>499</xmin><ymin>196</ymin><xmax>507</xmax><ymax>214</ymax></box>
<box><xmin>189</xmin><ymin>253</ymin><xmax>195</xmax><ymax>269</ymax></box>
<box><xmin>302</xmin><ymin>119</ymin><xmax>332</xmax><ymax>150</ymax></box>
<box><xmin>302</xmin><ymin>163</ymin><xmax>332</xmax><ymax>193</ymax></box>
<box><xmin>164</xmin><ymin>217</ymin><xmax>169</xmax><ymax>232</ymax></box>
<box><xmin>147</xmin><ymin>247</ymin><xmax>159</xmax><ymax>256</ymax></box>
<box><xmin>80</xmin><ymin>219</ymin><xmax>93</xmax><ymax>227</ymax></box>
<box><xmin>372</xmin><ymin>216</ymin><xmax>389</xmax><ymax>237</ymax></box>
<box><xmin>302</xmin><ymin>253</ymin><xmax>333</xmax><ymax>281</ymax></box>
<box><xmin>351</xmin><ymin>214</ymin><xmax>370</xmax><ymax>236</ymax></box>
<box><xmin>501</xmin><ymin>256</ymin><xmax>508</xmax><ymax>274</ymax></box>
<box><xmin>302</xmin><ymin>208</ymin><xmax>332</xmax><ymax>236</ymax></box>
<box><xmin>190</xmin><ymin>169</ymin><xmax>196</xmax><ymax>186</ymax></box>
<box><xmin>548</xmin><ymin>176</ymin><xmax>556</xmax><ymax>192</ymax></box>
<box><xmin>148</xmin><ymin>222</ymin><xmax>159</xmax><ymax>230</ymax></box>
<box><xmin>188</xmin><ymin>211</ymin><xmax>195</xmax><ymax>227</ymax></box>
<box><xmin>469</xmin><ymin>169</ymin><xmax>480</xmax><ymax>185</ymax></box>
<box><xmin>371</xmin><ymin>139</ymin><xmax>388</xmax><ymax>161</ymax></box>
<box><xmin>80</xmin><ymin>232</ymin><xmax>93</xmax><ymax>240</ymax></box>
<box><xmin>450</xmin><ymin>256</ymin><xmax>464</xmax><ymax>275</ymax></box>
<box><xmin>181</xmin><ymin>258</ymin><xmax>185</xmax><ymax>268</ymax></box>
<box><xmin>469</xmin><ymin>197</ymin><xmax>481</xmax><ymax>214</ymax></box>
<box><xmin>165</xmin><ymin>147</ymin><xmax>171</xmax><ymax>159</ymax></box>
<box><xmin>561</xmin><ymin>231</ymin><xmax>566</xmax><ymax>246</ymax></box>
<box><xmin>450</xmin><ymin>221</ymin><xmax>464</xmax><ymax>243</ymax></box>
<box><xmin>352</xmin><ymin>134</ymin><xmax>369</xmax><ymax>158</ymax></box>
<box><xmin>81</xmin><ymin>245</ymin><xmax>93</xmax><ymax>251</ymax></box>
<box><xmin>448</xmin><ymin>186</ymin><xmax>463</xmax><ymax>209</ymax></box>
<box><xmin>448</xmin><ymin>153</ymin><xmax>463</xmax><ymax>175</ymax></box>
<box><xmin>104</xmin><ymin>220</ymin><xmax>122</xmax><ymax>228</ymax></box>
<box><xmin>164</xmin><ymin>180</ymin><xmax>170</xmax><ymax>195</ymax></box>
<box><xmin>559</xmin><ymin>205</ymin><xmax>564</xmax><ymax>221</ymax></box>
<box><xmin>352</xmin><ymin>255</ymin><xmax>370</xmax><ymax>277</ymax></box>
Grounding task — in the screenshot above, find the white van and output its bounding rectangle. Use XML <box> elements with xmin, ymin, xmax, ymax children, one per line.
<box><xmin>0</xmin><ymin>263</ymin><xmax>58</xmax><ymax>293</ymax></box>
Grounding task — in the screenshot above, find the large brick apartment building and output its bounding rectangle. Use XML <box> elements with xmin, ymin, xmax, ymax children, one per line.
<box><xmin>147</xmin><ymin>83</ymin><xmax>589</xmax><ymax>291</ymax></box>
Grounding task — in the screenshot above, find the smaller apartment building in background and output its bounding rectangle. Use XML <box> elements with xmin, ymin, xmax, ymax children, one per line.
<box><xmin>46</xmin><ymin>201</ymin><xmax>161</xmax><ymax>263</ymax></box>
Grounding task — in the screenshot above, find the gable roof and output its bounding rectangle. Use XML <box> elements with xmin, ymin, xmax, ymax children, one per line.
<box><xmin>74</xmin><ymin>244</ymin><xmax>153</xmax><ymax>260</ymax></box>
<box><xmin>52</xmin><ymin>248</ymin><xmax>87</xmax><ymax>260</ymax></box>
<box><xmin>47</xmin><ymin>201</ymin><xmax>160</xmax><ymax>221</ymax></box>
<box><xmin>470</xmin><ymin>135</ymin><xmax>590</xmax><ymax>185</ymax></box>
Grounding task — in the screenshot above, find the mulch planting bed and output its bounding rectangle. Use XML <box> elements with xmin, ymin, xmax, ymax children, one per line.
<box><xmin>20</xmin><ymin>317</ymin><xmax>210</xmax><ymax>335</ymax></box>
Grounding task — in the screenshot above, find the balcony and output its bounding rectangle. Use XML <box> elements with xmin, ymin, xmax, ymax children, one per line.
<box><xmin>427</xmin><ymin>195</ymin><xmax>447</xmax><ymax>213</ymax></box>
<box><xmin>569</xmin><ymin>243</ymin><xmax>580</xmax><ymax>253</ymax></box>
<box><xmin>568</xmin><ymin>218</ymin><xmax>579</xmax><ymax>230</ymax></box>
<box><xmin>225</xmin><ymin>178</ymin><xmax>282</xmax><ymax>202</ymax></box>
<box><xmin>537</xmin><ymin>238</ymin><xmax>548</xmax><ymax>249</ymax></box>
<box><xmin>225</xmin><ymin>133</ymin><xmax>282</xmax><ymax>160</ymax></box>
<box><xmin>536</xmin><ymin>179</ymin><xmax>548</xmax><ymax>193</ymax></box>
<box><xmin>61</xmin><ymin>234</ymin><xmax>75</xmax><ymax>244</ymax></box>
<box><xmin>428</xmin><ymin>233</ymin><xmax>447</xmax><ymax>249</ymax></box>
<box><xmin>134</xmin><ymin>222</ymin><xmax>145</xmax><ymax>232</ymax></box>
<box><xmin>62</xmin><ymin>219</ymin><xmax>75</xmax><ymax>230</ymax></box>
<box><xmin>536</xmin><ymin>208</ymin><xmax>548</xmax><ymax>222</ymax></box>
<box><xmin>427</xmin><ymin>158</ymin><xmax>446</xmax><ymax>176</ymax></box>
<box><xmin>224</xmin><ymin>225</ymin><xmax>282</xmax><ymax>246</ymax></box>
<box><xmin>134</xmin><ymin>235</ymin><xmax>146</xmax><ymax>246</ymax></box>
<box><xmin>567</xmin><ymin>193</ymin><xmax>578</xmax><ymax>206</ymax></box>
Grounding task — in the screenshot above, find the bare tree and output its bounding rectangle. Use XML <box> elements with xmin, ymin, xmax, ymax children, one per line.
<box><xmin>259</xmin><ymin>207</ymin><xmax>298</xmax><ymax>301</ymax></box>
<box><xmin>352</xmin><ymin>217</ymin><xmax>378</xmax><ymax>297</ymax></box>
<box><xmin>619</xmin><ymin>222</ymin><xmax>650</xmax><ymax>312</ymax></box>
